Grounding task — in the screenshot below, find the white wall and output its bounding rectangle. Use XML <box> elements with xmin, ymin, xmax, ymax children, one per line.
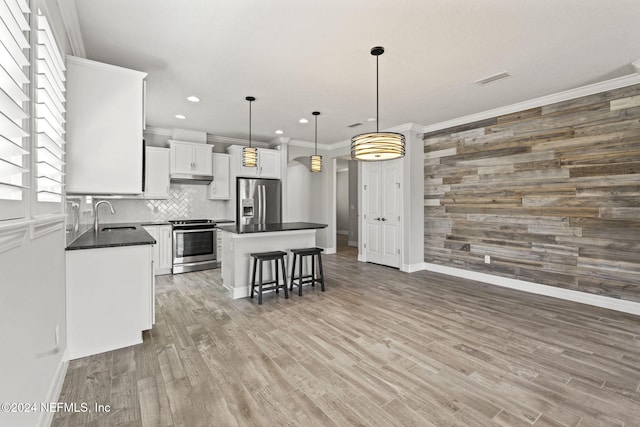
<box><xmin>285</xmin><ymin>162</ymin><xmax>312</xmax><ymax>222</ymax></box>
<box><xmin>348</xmin><ymin>161</ymin><xmax>359</xmax><ymax>246</ymax></box>
<box><xmin>0</xmin><ymin>230</ymin><xmax>67</xmax><ymax>427</ymax></box>
<box><xmin>402</xmin><ymin>128</ymin><xmax>426</xmax><ymax>271</ymax></box>
<box><xmin>336</xmin><ymin>170</ymin><xmax>349</xmax><ymax>233</ymax></box>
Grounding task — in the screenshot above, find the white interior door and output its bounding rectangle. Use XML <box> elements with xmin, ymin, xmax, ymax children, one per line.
<box><xmin>363</xmin><ymin>160</ymin><xmax>402</xmax><ymax>267</ymax></box>
<box><xmin>380</xmin><ymin>160</ymin><xmax>401</xmax><ymax>268</ymax></box>
<box><xmin>364</xmin><ymin>163</ymin><xmax>382</xmax><ymax>264</ymax></box>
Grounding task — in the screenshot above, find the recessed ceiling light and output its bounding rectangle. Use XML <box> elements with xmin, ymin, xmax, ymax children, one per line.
<box><xmin>175</xmin><ymin>114</ymin><xmax>186</xmax><ymax>119</ymax></box>
<box><xmin>367</xmin><ymin>117</ymin><xmax>376</xmax><ymax>122</ymax></box>
<box><xmin>299</xmin><ymin>118</ymin><xmax>309</xmax><ymax>124</ymax></box>
<box><xmin>275</xmin><ymin>130</ymin><xmax>284</xmax><ymax>135</ymax></box>
<box><xmin>187</xmin><ymin>96</ymin><xmax>200</xmax><ymax>102</ymax></box>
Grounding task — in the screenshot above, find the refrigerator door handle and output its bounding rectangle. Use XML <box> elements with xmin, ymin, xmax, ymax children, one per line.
<box><xmin>256</xmin><ymin>184</ymin><xmax>264</xmax><ymax>224</ymax></box>
<box><xmin>262</xmin><ymin>185</ymin><xmax>267</xmax><ymax>223</ymax></box>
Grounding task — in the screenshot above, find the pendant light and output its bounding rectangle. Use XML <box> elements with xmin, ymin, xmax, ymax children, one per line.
<box><xmin>351</xmin><ymin>46</ymin><xmax>405</xmax><ymax>161</ymax></box>
<box><xmin>310</xmin><ymin>111</ymin><xmax>322</xmax><ymax>172</ymax></box>
<box><xmin>242</xmin><ymin>96</ymin><xmax>257</xmax><ymax>167</ymax></box>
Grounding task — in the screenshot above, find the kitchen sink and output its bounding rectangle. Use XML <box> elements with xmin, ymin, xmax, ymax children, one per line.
<box><xmin>101</xmin><ymin>226</ymin><xmax>136</xmax><ymax>231</ymax></box>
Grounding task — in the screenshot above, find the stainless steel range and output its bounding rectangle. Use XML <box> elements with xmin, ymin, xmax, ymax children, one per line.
<box><xmin>170</xmin><ymin>219</ymin><xmax>218</xmax><ymax>274</ymax></box>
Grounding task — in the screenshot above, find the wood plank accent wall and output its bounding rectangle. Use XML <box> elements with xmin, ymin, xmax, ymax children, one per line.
<box><xmin>423</xmin><ymin>84</ymin><xmax>640</xmax><ymax>302</ymax></box>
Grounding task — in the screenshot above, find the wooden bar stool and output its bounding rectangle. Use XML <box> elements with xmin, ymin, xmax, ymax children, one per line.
<box><xmin>250</xmin><ymin>251</ymin><xmax>288</xmax><ymax>305</ymax></box>
<box><xmin>289</xmin><ymin>247</ymin><xmax>325</xmax><ymax>296</ymax></box>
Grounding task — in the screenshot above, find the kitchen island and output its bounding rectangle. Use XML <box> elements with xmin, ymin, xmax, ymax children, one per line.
<box><xmin>217</xmin><ymin>222</ymin><xmax>327</xmax><ymax>299</ymax></box>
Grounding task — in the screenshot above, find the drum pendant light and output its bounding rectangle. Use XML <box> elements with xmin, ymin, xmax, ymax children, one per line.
<box><xmin>351</xmin><ymin>46</ymin><xmax>405</xmax><ymax>161</ymax></box>
<box><xmin>242</xmin><ymin>96</ymin><xmax>257</xmax><ymax>167</ymax></box>
<box><xmin>310</xmin><ymin>111</ymin><xmax>322</xmax><ymax>172</ymax></box>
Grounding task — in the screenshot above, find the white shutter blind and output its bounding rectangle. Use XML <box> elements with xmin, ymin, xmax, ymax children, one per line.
<box><xmin>0</xmin><ymin>0</ymin><xmax>30</xmax><ymax>220</ymax></box>
<box><xmin>35</xmin><ymin>8</ymin><xmax>64</xmax><ymax>211</ymax></box>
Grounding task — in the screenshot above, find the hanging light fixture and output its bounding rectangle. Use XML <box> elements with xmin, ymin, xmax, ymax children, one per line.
<box><xmin>351</xmin><ymin>46</ymin><xmax>405</xmax><ymax>161</ymax></box>
<box><xmin>242</xmin><ymin>96</ymin><xmax>257</xmax><ymax>167</ymax></box>
<box><xmin>310</xmin><ymin>111</ymin><xmax>322</xmax><ymax>172</ymax></box>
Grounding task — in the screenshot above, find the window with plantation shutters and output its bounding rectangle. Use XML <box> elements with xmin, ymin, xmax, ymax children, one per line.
<box><xmin>0</xmin><ymin>0</ymin><xmax>30</xmax><ymax>221</ymax></box>
<box><xmin>35</xmin><ymin>8</ymin><xmax>65</xmax><ymax>213</ymax></box>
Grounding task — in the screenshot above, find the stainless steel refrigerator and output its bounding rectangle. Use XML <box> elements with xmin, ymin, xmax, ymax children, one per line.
<box><xmin>236</xmin><ymin>177</ymin><xmax>282</xmax><ymax>226</ymax></box>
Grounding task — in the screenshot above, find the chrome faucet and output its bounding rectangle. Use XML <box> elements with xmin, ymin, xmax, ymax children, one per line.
<box><xmin>94</xmin><ymin>200</ymin><xmax>116</xmax><ymax>232</ymax></box>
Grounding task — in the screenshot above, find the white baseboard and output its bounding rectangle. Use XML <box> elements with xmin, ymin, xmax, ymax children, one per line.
<box><xmin>231</xmin><ymin>285</ymin><xmax>251</xmax><ymax>299</ymax></box>
<box><xmin>38</xmin><ymin>350</ymin><xmax>69</xmax><ymax>427</ymax></box>
<box><xmin>357</xmin><ymin>254</ymin><xmax>365</xmax><ymax>262</ymax></box>
<box><xmin>401</xmin><ymin>262</ymin><xmax>424</xmax><ymax>273</ymax></box>
<box><xmin>422</xmin><ymin>262</ymin><xmax>640</xmax><ymax>316</ymax></box>
<box><xmin>323</xmin><ymin>247</ymin><xmax>336</xmax><ymax>255</ymax></box>
<box><xmin>336</xmin><ymin>230</ymin><xmax>348</xmax><ymax>235</ymax></box>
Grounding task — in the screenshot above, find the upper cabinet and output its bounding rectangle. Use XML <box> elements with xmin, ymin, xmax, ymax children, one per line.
<box><xmin>258</xmin><ymin>148</ymin><xmax>281</xmax><ymax>179</ymax></box>
<box><xmin>66</xmin><ymin>56</ymin><xmax>147</xmax><ymax>194</ymax></box>
<box><xmin>144</xmin><ymin>146</ymin><xmax>170</xmax><ymax>199</ymax></box>
<box><xmin>208</xmin><ymin>153</ymin><xmax>230</xmax><ymax>200</ymax></box>
<box><xmin>227</xmin><ymin>145</ymin><xmax>281</xmax><ymax>179</ymax></box>
<box><xmin>169</xmin><ymin>140</ymin><xmax>213</xmax><ymax>179</ymax></box>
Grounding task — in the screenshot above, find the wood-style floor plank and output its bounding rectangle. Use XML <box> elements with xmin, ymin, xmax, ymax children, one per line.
<box><xmin>53</xmin><ymin>244</ymin><xmax>640</xmax><ymax>426</ymax></box>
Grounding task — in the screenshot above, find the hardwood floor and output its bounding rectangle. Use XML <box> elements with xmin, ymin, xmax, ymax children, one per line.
<box><xmin>53</xmin><ymin>251</ymin><xmax>640</xmax><ymax>426</ymax></box>
<box><xmin>336</xmin><ymin>233</ymin><xmax>357</xmax><ymax>258</ymax></box>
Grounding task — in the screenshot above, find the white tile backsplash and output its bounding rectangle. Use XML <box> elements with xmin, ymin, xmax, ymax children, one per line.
<box><xmin>108</xmin><ymin>184</ymin><xmax>227</xmax><ymax>222</ymax></box>
<box><xmin>66</xmin><ymin>183</ymin><xmax>229</xmax><ymax>244</ymax></box>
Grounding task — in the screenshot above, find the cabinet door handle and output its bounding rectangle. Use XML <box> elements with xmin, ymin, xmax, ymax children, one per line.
<box><xmin>374</xmin><ymin>217</ymin><xmax>381</xmax><ymax>221</ymax></box>
<box><xmin>381</xmin><ymin>217</ymin><xmax>387</xmax><ymax>221</ymax></box>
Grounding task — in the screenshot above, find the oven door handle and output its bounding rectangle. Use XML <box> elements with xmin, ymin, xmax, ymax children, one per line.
<box><xmin>173</xmin><ymin>228</ymin><xmax>216</xmax><ymax>233</ymax></box>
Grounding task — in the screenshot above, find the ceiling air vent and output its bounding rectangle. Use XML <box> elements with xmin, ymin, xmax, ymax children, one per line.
<box><xmin>475</xmin><ymin>71</ymin><xmax>510</xmax><ymax>86</ymax></box>
<box><xmin>347</xmin><ymin>122</ymin><xmax>362</xmax><ymax>128</ymax></box>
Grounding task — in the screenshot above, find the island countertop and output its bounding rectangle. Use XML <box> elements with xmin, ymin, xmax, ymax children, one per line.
<box><xmin>217</xmin><ymin>222</ymin><xmax>327</xmax><ymax>234</ymax></box>
<box><xmin>66</xmin><ymin>223</ymin><xmax>156</xmax><ymax>250</ymax></box>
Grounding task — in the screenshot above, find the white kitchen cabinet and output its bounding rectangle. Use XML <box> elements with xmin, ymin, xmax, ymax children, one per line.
<box><xmin>208</xmin><ymin>153</ymin><xmax>231</xmax><ymax>200</ymax></box>
<box><xmin>170</xmin><ymin>140</ymin><xmax>213</xmax><ymax>179</ymax></box>
<box><xmin>143</xmin><ymin>224</ymin><xmax>173</xmax><ymax>275</ymax></box>
<box><xmin>144</xmin><ymin>146</ymin><xmax>170</xmax><ymax>199</ymax></box>
<box><xmin>66</xmin><ymin>56</ymin><xmax>147</xmax><ymax>194</ymax></box>
<box><xmin>258</xmin><ymin>148</ymin><xmax>281</xmax><ymax>178</ymax></box>
<box><xmin>66</xmin><ymin>244</ymin><xmax>154</xmax><ymax>359</ymax></box>
<box><xmin>227</xmin><ymin>145</ymin><xmax>281</xmax><ymax>179</ymax></box>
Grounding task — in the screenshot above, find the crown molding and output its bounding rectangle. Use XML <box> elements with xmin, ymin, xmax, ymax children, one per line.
<box><xmin>67</xmin><ymin>55</ymin><xmax>147</xmax><ymax>77</ymax></box>
<box><xmin>422</xmin><ymin>72</ymin><xmax>640</xmax><ymax>134</ymax></box>
<box><xmin>386</xmin><ymin>122</ymin><xmax>427</xmax><ymax>133</ymax></box>
<box><xmin>144</xmin><ymin>127</ymin><xmax>275</xmax><ymax>147</ymax></box>
<box><xmin>288</xmin><ymin>139</ymin><xmax>332</xmax><ymax>150</ymax></box>
<box><xmin>269</xmin><ymin>136</ymin><xmax>291</xmax><ymax>145</ymax></box>
<box><xmin>55</xmin><ymin>0</ymin><xmax>86</xmax><ymax>57</ymax></box>
<box><xmin>144</xmin><ymin>126</ymin><xmax>172</xmax><ymax>136</ymax></box>
<box><xmin>207</xmin><ymin>134</ymin><xmax>252</xmax><ymax>146</ymax></box>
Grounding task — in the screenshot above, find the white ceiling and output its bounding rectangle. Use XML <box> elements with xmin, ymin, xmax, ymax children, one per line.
<box><xmin>73</xmin><ymin>0</ymin><xmax>640</xmax><ymax>145</ymax></box>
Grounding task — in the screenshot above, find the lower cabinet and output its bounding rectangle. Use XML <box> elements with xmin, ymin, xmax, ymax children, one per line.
<box><xmin>143</xmin><ymin>224</ymin><xmax>172</xmax><ymax>275</ymax></box>
<box><xmin>66</xmin><ymin>244</ymin><xmax>154</xmax><ymax>360</ymax></box>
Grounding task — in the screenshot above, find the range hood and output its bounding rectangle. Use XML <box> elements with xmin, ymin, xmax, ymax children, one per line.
<box><xmin>170</xmin><ymin>173</ymin><xmax>213</xmax><ymax>184</ymax></box>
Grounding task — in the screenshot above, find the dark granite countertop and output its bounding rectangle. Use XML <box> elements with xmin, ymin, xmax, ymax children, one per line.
<box><xmin>217</xmin><ymin>222</ymin><xmax>327</xmax><ymax>234</ymax></box>
<box><xmin>140</xmin><ymin>221</ymin><xmax>172</xmax><ymax>226</ymax></box>
<box><xmin>213</xmin><ymin>219</ymin><xmax>235</xmax><ymax>225</ymax></box>
<box><xmin>66</xmin><ymin>223</ymin><xmax>156</xmax><ymax>250</ymax></box>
